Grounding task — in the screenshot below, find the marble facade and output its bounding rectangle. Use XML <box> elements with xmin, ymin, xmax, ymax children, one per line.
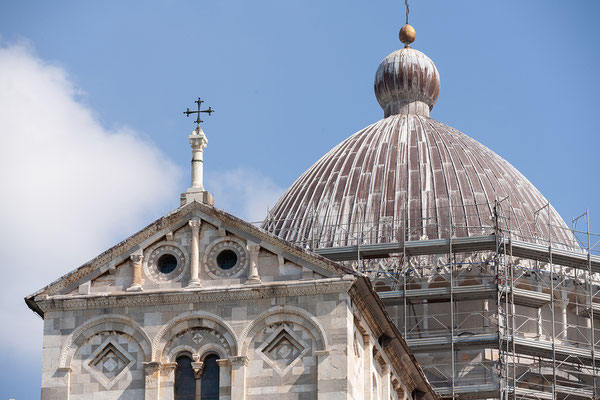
<box><xmin>27</xmin><ymin>201</ymin><xmax>436</xmax><ymax>400</ymax></box>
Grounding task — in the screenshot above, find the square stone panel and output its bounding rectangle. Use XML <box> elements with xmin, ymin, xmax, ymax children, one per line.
<box><xmin>257</xmin><ymin>324</ymin><xmax>309</xmax><ymax>376</ymax></box>
<box><xmin>83</xmin><ymin>337</ymin><xmax>135</xmax><ymax>389</ymax></box>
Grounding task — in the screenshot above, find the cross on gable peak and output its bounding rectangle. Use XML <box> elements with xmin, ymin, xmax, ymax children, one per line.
<box><xmin>184</xmin><ymin>97</ymin><xmax>214</xmax><ymax>126</ymax></box>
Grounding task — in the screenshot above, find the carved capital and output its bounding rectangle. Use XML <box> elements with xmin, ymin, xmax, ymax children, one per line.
<box><xmin>161</xmin><ymin>362</ymin><xmax>177</xmax><ymax>376</ymax></box>
<box><xmin>191</xmin><ymin>361</ymin><xmax>204</xmax><ymax>379</ymax></box>
<box><xmin>229</xmin><ymin>355</ymin><xmax>248</xmax><ymax>367</ymax></box>
<box><xmin>144</xmin><ymin>361</ymin><xmax>161</xmax><ymax>387</ymax></box>
<box><xmin>130</xmin><ymin>253</ymin><xmax>143</xmax><ymax>265</ymax></box>
<box><xmin>158</xmin><ymin>362</ymin><xmax>177</xmax><ymax>382</ymax></box>
<box><xmin>216</xmin><ymin>358</ymin><xmax>230</xmax><ymax>367</ymax></box>
<box><xmin>246</xmin><ymin>242</ymin><xmax>260</xmax><ymax>254</ymax></box>
<box><xmin>362</xmin><ymin>334</ymin><xmax>371</xmax><ymax>345</ymax></box>
<box><xmin>144</xmin><ymin>361</ymin><xmax>161</xmax><ymax>374</ymax></box>
<box><xmin>374</xmin><ymin>351</ymin><xmax>387</xmax><ymax>370</ymax></box>
<box><xmin>554</xmin><ymin>295</ymin><xmax>569</xmax><ymax>308</ymax></box>
<box><xmin>189</xmin><ymin>218</ymin><xmax>202</xmax><ymax>231</ymax></box>
<box><xmin>189</xmin><ymin>134</ymin><xmax>207</xmax><ymax>150</ymax></box>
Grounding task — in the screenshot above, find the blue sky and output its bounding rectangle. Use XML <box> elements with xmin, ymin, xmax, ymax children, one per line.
<box><xmin>1</xmin><ymin>1</ymin><xmax>599</xmax><ymax>398</ymax></box>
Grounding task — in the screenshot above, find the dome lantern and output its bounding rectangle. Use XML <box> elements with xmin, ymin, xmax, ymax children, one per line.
<box><xmin>374</xmin><ymin>25</ymin><xmax>440</xmax><ymax>118</ymax></box>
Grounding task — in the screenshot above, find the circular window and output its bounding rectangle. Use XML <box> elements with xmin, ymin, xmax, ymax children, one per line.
<box><xmin>158</xmin><ymin>254</ymin><xmax>178</xmax><ymax>274</ymax></box>
<box><xmin>216</xmin><ymin>249</ymin><xmax>237</xmax><ymax>270</ymax></box>
<box><xmin>145</xmin><ymin>243</ymin><xmax>188</xmax><ymax>282</ymax></box>
<box><xmin>204</xmin><ymin>238</ymin><xmax>248</xmax><ymax>278</ymax></box>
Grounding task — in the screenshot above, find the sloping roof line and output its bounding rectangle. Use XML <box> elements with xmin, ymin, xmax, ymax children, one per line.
<box><xmin>25</xmin><ymin>200</ymin><xmax>356</xmax><ymax>311</ymax></box>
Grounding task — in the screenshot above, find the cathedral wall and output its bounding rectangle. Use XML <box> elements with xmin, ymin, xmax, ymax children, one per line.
<box><xmin>39</xmin><ymin>287</ymin><xmax>354</xmax><ymax>399</ymax></box>
<box><xmin>33</xmin><ymin>206</ymin><xmax>430</xmax><ymax>399</ymax></box>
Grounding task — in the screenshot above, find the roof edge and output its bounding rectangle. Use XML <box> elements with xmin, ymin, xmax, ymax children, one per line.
<box><xmin>25</xmin><ymin>200</ymin><xmax>357</xmax><ymax>312</ymax></box>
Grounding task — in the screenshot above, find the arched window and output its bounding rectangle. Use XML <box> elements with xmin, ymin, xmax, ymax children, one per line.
<box><xmin>175</xmin><ymin>355</ymin><xmax>196</xmax><ymax>400</ymax></box>
<box><xmin>174</xmin><ymin>353</ymin><xmax>221</xmax><ymax>400</ymax></box>
<box><xmin>201</xmin><ymin>354</ymin><xmax>220</xmax><ymax>399</ymax></box>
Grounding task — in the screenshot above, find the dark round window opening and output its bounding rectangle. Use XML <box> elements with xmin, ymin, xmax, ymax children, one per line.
<box><xmin>216</xmin><ymin>249</ymin><xmax>237</xmax><ymax>270</ymax></box>
<box><xmin>157</xmin><ymin>253</ymin><xmax>178</xmax><ymax>274</ymax></box>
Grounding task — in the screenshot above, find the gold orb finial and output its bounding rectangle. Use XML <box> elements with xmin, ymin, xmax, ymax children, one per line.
<box><xmin>399</xmin><ymin>24</ymin><xmax>416</xmax><ymax>47</ymax></box>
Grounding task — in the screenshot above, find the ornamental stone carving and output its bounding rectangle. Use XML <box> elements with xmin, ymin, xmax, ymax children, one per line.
<box><xmin>144</xmin><ymin>241</ymin><xmax>188</xmax><ymax>283</ymax></box>
<box><xmin>203</xmin><ymin>237</ymin><xmax>248</xmax><ymax>279</ymax></box>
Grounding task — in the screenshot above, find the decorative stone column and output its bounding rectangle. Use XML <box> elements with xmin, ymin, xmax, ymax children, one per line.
<box><xmin>483</xmin><ymin>298</ymin><xmax>489</xmax><ymax>329</ymax></box>
<box><xmin>217</xmin><ymin>358</ymin><xmax>232</xmax><ymax>399</ymax></box>
<box><xmin>181</xmin><ymin>127</ymin><xmax>214</xmax><ymax>206</ymax></box>
<box><xmin>54</xmin><ymin>367</ymin><xmax>72</xmax><ymax>400</ymax></box>
<box><xmin>363</xmin><ymin>335</ymin><xmax>373</xmax><ymax>400</ymax></box>
<box><xmin>536</xmin><ymin>282</ymin><xmax>543</xmax><ymax>338</ymax></box>
<box><xmin>190</xmin><ymin>129</ymin><xmax>207</xmax><ymax>191</ymax></box>
<box><xmin>391</xmin><ymin>377</ymin><xmax>405</xmax><ymax>400</ymax></box>
<box><xmin>315</xmin><ymin>349</ymin><xmax>331</xmax><ymax>399</ymax></box>
<box><xmin>229</xmin><ymin>356</ymin><xmax>248</xmax><ymax>399</ymax></box>
<box><xmin>422</xmin><ymin>283</ymin><xmax>429</xmax><ymax>331</ymax></box>
<box><xmin>126</xmin><ymin>253</ymin><xmax>144</xmax><ymax>292</ymax></box>
<box><xmin>537</xmin><ymin>307</ymin><xmax>543</xmax><ymax>339</ymax></box>
<box><xmin>188</xmin><ymin>218</ymin><xmax>202</xmax><ymax>287</ymax></box>
<box><xmin>192</xmin><ymin>360</ymin><xmax>204</xmax><ymax>396</ymax></box>
<box><xmin>159</xmin><ymin>362</ymin><xmax>177</xmax><ymax>399</ymax></box>
<box><xmin>560</xmin><ymin>294</ymin><xmax>569</xmax><ymax>341</ymax></box>
<box><xmin>143</xmin><ymin>362</ymin><xmax>161</xmax><ymax>400</ymax></box>
<box><xmin>381</xmin><ymin>361</ymin><xmax>391</xmax><ymax>400</ymax></box>
<box><xmin>245</xmin><ymin>242</ymin><xmax>261</xmax><ymax>284</ymax></box>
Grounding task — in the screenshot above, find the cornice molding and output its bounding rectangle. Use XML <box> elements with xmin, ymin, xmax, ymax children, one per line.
<box><xmin>350</xmin><ymin>285</ymin><xmax>384</xmax><ymax>338</ymax></box>
<box><xmin>37</xmin><ymin>277</ymin><xmax>354</xmax><ymax>314</ymax></box>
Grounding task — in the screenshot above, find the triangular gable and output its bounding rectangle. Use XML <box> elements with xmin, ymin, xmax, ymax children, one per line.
<box><xmin>26</xmin><ymin>201</ymin><xmax>355</xmax><ymax>316</ymax></box>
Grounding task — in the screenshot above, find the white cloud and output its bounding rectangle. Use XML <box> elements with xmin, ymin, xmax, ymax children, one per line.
<box><xmin>206</xmin><ymin>168</ymin><xmax>285</xmax><ymax>223</ymax></box>
<box><xmin>0</xmin><ymin>43</ymin><xmax>182</xmax><ymax>362</ymax></box>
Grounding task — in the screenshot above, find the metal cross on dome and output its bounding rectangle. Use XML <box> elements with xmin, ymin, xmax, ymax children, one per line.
<box><xmin>184</xmin><ymin>97</ymin><xmax>214</xmax><ymax>126</ymax></box>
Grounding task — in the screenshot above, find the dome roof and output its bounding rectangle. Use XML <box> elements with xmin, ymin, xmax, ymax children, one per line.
<box><xmin>264</xmin><ymin>115</ymin><xmax>572</xmax><ymax>247</ymax></box>
<box><xmin>263</xmin><ymin>34</ymin><xmax>573</xmax><ymax>250</ymax></box>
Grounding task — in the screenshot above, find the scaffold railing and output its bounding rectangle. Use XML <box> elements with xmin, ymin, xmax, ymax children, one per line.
<box><xmin>259</xmin><ymin>199</ymin><xmax>599</xmax><ymax>399</ymax></box>
<box><xmin>260</xmin><ymin>200</ymin><xmax>599</xmax><ymax>258</ymax></box>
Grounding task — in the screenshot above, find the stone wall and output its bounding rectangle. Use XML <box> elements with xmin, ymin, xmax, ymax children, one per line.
<box><xmin>40</xmin><ymin>288</ymin><xmax>355</xmax><ymax>399</ymax></box>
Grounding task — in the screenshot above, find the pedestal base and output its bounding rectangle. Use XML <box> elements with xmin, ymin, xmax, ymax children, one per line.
<box><xmin>185</xmin><ymin>280</ymin><xmax>202</xmax><ymax>290</ymax></box>
<box><xmin>181</xmin><ymin>190</ymin><xmax>214</xmax><ymax>206</ymax></box>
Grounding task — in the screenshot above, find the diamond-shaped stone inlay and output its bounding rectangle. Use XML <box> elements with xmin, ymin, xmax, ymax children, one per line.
<box><xmin>103</xmin><ymin>356</ymin><xmax>119</xmax><ymax>373</ymax></box>
<box><xmin>257</xmin><ymin>325</ymin><xmax>309</xmax><ymax>376</ymax></box>
<box><xmin>83</xmin><ymin>338</ymin><xmax>136</xmax><ymax>389</ymax></box>
<box><xmin>192</xmin><ymin>332</ymin><xmax>204</xmax><ymax>344</ymax></box>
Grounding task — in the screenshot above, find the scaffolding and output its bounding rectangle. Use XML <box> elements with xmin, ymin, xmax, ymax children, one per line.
<box><xmin>262</xmin><ymin>199</ymin><xmax>600</xmax><ymax>399</ymax></box>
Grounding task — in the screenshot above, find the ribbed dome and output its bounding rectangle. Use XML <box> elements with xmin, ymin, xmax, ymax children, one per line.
<box><xmin>263</xmin><ymin>41</ymin><xmax>573</xmax><ymax>250</ymax></box>
<box><xmin>264</xmin><ymin>115</ymin><xmax>573</xmax><ymax>249</ymax></box>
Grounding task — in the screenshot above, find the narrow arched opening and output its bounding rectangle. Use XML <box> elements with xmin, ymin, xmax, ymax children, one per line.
<box><xmin>175</xmin><ymin>354</ymin><xmax>196</xmax><ymax>400</ymax></box>
<box><xmin>174</xmin><ymin>352</ymin><xmax>221</xmax><ymax>400</ymax></box>
<box><xmin>200</xmin><ymin>353</ymin><xmax>220</xmax><ymax>399</ymax></box>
